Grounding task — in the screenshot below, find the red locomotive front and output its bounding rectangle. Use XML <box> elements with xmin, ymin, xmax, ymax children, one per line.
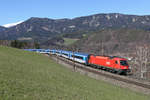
<box><xmin>88</xmin><ymin>55</ymin><xmax>129</xmax><ymax>74</ymax></box>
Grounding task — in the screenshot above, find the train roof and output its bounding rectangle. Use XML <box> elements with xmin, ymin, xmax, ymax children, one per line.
<box><xmin>60</xmin><ymin>50</ymin><xmax>89</xmax><ymax>56</ymax></box>
<box><xmin>24</xmin><ymin>49</ymin><xmax>50</xmax><ymax>52</ymax></box>
<box><xmin>61</xmin><ymin>50</ymin><xmax>72</xmax><ymax>53</ymax></box>
<box><xmin>73</xmin><ymin>52</ymin><xmax>89</xmax><ymax>57</ymax></box>
<box><xmin>93</xmin><ymin>55</ymin><xmax>127</xmax><ymax>60</ymax></box>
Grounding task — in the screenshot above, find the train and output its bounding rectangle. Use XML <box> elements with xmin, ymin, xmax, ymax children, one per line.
<box><xmin>24</xmin><ymin>49</ymin><xmax>130</xmax><ymax>75</ymax></box>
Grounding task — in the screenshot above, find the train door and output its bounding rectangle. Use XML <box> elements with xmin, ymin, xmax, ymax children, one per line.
<box><xmin>113</xmin><ymin>60</ymin><xmax>120</xmax><ymax>69</ymax></box>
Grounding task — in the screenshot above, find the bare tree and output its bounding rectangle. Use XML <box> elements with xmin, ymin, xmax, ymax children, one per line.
<box><xmin>101</xmin><ymin>40</ymin><xmax>104</xmax><ymax>55</ymax></box>
<box><xmin>135</xmin><ymin>45</ymin><xmax>150</xmax><ymax>79</ymax></box>
<box><xmin>98</xmin><ymin>40</ymin><xmax>104</xmax><ymax>56</ymax></box>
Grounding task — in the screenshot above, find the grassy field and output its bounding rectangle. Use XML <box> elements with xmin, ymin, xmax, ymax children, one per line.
<box><xmin>63</xmin><ymin>38</ymin><xmax>79</xmax><ymax>46</ymax></box>
<box><xmin>0</xmin><ymin>46</ymin><xmax>149</xmax><ymax>100</ymax></box>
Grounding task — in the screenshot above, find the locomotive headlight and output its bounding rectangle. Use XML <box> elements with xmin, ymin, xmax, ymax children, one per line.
<box><xmin>124</xmin><ymin>66</ymin><xmax>127</xmax><ymax>69</ymax></box>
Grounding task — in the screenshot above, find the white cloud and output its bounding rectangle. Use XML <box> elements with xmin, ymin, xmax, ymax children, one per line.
<box><xmin>3</xmin><ymin>21</ymin><xmax>24</xmax><ymax>28</ymax></box>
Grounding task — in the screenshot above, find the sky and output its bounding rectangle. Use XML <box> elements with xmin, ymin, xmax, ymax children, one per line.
<box><xmin>0</xmin><ymin>0</ymin><xmax>150</xmax><ymax>26</ymax></box>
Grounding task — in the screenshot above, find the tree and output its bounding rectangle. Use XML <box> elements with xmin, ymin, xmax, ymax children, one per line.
<box><xmin>34</xmin><ymin>42</ymin><xmax>40</xmax><ymax>49</ymax></box>
<box><xmin>10</xmin><ymin>40</ymin><xmax>19</xmax><ymax>48</ymax></box>
<box><xmin>10</xmin><ymin>40</ymin><xmax>31</xmax><ymax>49</ymax></box>
<box><xmin>135</xmin><ymin>45</ymin><xmax>150</xmax><ymax>79</ymax></box>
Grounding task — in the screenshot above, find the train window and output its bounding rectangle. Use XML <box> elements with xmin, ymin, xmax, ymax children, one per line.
<box><xmin>71</xmin><ymin>55</ymin><xmax>83</xmax><ymax>60</ymax></box>
<box><xmin>120</xmin><ymin>60</ymin><xmax>128</xmax><ymax>66</ymax></box>
<box><xmin>62</xmin><ymin>53</ymin><xmax>68</xmax><ymax>56</ymax></box>
<box><xmin>115</xmin><ymin>61</ymin><xmax>118</xmax><ymax>64</ymax></box>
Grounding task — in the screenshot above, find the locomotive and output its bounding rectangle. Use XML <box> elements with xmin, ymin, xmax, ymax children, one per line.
<box><xmin>24</xmin><ymin>49</ymin><xmax>130</xmax><ymax>74</ymax></box>
<box><xmin>88</xmin><ymin>55</ymin><xmax>129</xmax><ymax>74</ymax></box>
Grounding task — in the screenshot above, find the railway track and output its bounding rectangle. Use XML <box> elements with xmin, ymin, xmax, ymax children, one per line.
<box><xmin>49</xmin><ymin>54</ymin><xmax>150</xmax><ymax>94</ymax></box>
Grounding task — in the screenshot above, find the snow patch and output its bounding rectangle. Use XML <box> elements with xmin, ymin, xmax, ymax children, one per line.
<box><xmin>106</xmin><ymin>15</ymin><xmax>111</xmax><ymax>20</ymax></box>
<box><xmin>68</xmin><ymin>25</ymin><xmax>75</xmax><ymax>28</ymax></box>
<box><xmin>3</xmin><ymin>21</ymin><xmax>23</xmax><ymax>28</ymax></box>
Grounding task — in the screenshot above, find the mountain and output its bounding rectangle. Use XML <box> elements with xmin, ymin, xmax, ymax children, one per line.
<box><xmin>0</xmin><ymin>26</ymin><xmax>6</xmax><ymax>32</ymax></box>
<box><xmin>0</xmin><ymin>13</ymin><xmax>150</xmax><ymax>43</ymax></box>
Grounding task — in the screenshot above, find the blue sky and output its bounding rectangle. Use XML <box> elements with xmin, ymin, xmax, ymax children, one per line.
<box><xmin>0</xmin><ymin>0</ymin><xmax>150</xmax><ymax>25</ymax></box>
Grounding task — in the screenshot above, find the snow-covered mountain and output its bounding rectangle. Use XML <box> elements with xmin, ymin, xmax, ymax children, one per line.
<box><xmin>3</xmin><ymin>21</ymin><xmax>23</xmax><ymax>28</ymax></box>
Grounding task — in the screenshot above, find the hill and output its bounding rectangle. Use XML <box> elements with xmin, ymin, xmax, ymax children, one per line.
<box><xmin>0</xmin><ymin>46</ymin><xmax>149</xmax><ymax>99</ymax></box>
<box><xmin>71</xmin><ymin>28</ymin><xmax>150</xmax><ymax>55</ymax></box>
<box><xmin>1</xmin><ymin>13</ymin><xmax>150</xmax><ymax>44</ymax></box>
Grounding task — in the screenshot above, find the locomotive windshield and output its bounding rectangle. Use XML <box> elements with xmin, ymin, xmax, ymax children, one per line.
<box><xmin>120</xmin><ymin>60</ymin><xmax>128</xmax><ymax>66</ymax></box>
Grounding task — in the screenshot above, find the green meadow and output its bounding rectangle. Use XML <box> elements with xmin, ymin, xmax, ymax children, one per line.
<box><xmin>0</xmin><ymin>46</ymin><xmax>149</xmax><ymax>100</ymax></box>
